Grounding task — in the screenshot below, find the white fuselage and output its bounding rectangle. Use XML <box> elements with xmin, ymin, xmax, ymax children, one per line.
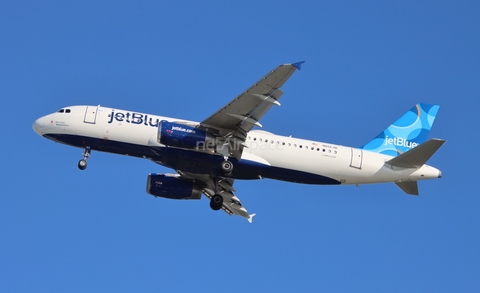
<box><xmin>33</xmin><ymin>105</ymin><xmax>441</xmax><ymax>186</ymax></box>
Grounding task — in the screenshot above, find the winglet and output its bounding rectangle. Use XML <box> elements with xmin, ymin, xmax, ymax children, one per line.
<box><xmin>247</xmin><ymin>213</ymin><xmax>256</xmax><ymax>223</ymax></box>
<box><xmin>292</xmin><ymin>61</ymin><xmax>305</xmax><ymax>70</ymax></box>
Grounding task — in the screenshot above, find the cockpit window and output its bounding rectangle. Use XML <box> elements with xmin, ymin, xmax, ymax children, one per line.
<box><xmin>57</xmin><ymin>108</ymin><xmax>71</xmax><ymax>113</ymax></box>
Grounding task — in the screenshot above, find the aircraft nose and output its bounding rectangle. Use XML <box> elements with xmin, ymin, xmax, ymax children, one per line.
<box><xmin>33</xmin><ymin>118</ymin><xmax>43</xmax><ymax>135</ymax></box>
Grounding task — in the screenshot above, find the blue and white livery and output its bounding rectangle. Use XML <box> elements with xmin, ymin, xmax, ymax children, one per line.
<box><xmin>362</xmin><ymin>104</ymin><xmax>440</xmax><ymax>156</ymax></box>
<box><xmin>33</xmin><ymin>62</ymin><xmax>444</xmax><ymax>222</ymax></box>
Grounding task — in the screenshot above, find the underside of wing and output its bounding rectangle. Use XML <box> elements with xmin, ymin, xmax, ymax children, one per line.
<box><xmin>179</xmin><ymin>171</ymin><xmax>256</xmax><ymax>222</ymax></box>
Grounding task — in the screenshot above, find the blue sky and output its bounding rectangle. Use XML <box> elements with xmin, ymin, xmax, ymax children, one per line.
<box><xmin>1</xmin><ymin>1</ymin><xmax>479</xmax><ymax>292</ymax></box>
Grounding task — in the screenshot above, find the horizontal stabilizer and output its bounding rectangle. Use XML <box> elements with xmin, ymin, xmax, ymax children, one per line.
<box><xmin>395</xmin><ymin>181</ymin><xmax>419</xmax><ymax>195</ymax></box>
<box><xmin>386</xmin><ymin>139</ymin><xmax>445</xmax><ymax>168</ymax></box>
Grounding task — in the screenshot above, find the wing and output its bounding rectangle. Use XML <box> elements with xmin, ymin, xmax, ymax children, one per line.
<box><xmin>178</xmin><ymin>171</ymin><xmax>256</xmax><ymax>222</ymax></box>
<box><xmin>199</xmin><ymin>62</ymin><xmax>304</xmax><ymax>159</ymax></box>
<box><xmin>167</xmin><ymin>62</ymin><xmax>304</xmax><ymax>221</ymax></box>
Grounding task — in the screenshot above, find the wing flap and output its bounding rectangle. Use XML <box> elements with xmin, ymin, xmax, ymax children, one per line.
<box><xmin>179</xmin><ymin>172</ymin><xmax>255</xmax><ymax>222</ymax></box>
<box><xmin>203</xmin><ymin>187</ymin><xmax>255</xmax><ymax>222</ymax></box>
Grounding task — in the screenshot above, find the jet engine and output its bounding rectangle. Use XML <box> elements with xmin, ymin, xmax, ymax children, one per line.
<box><xmin>157</xmin><ymin>121</ymin><xmax>215</xmax><ymax>150</ymax></box>
<box><xmin>146</xmin><ymin>173</ymin><xmax>202</xmax><ymax>200</ymax></box>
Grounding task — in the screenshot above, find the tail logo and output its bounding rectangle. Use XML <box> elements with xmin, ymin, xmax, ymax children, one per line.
<box><xmin>384</xmin><ymin>136</ymin><xmax>419</xmax><ymax>149</ymax></box>
<box><xmin>362</xmin><ymin>104</ymin><xmax>439</xmax><ymax>157</ymax></box>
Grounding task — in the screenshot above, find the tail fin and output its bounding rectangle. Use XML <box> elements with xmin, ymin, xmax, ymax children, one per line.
<box><xmin>362</xmin><ymin>104</ymin><xmax>440</xmax><ymax>157</ymax></box>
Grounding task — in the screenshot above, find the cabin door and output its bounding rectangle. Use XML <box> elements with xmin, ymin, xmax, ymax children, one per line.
<box><xmin>84</xmin><ymin>106</ymin><xmax>98</xmax><ymax>124</ymax></box>
<box><xmin>350</xmin><ymin>148</ymin><xmax>363</xmax><ymax>169</ymax></box>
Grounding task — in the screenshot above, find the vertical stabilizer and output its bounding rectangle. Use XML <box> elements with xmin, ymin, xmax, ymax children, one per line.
<box><xmin>362</xmin><ymin>104</ymin><xmax>440</xmax><ymax>157</ymax></box>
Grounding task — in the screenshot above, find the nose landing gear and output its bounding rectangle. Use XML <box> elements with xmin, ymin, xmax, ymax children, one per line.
<box><xmin>78</xmin><ymin>146</ymin><xmax>91</xmax><ymax>170</ymax></box>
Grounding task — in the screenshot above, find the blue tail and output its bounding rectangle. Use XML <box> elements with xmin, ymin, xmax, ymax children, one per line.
<box><xmin>362</xmin><ymin>104</ymin><xmax>440</xmax><ymax>157</ymax></box>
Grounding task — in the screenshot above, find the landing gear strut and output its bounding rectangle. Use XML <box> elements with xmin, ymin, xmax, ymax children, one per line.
<box><xmin>78</xmin><ymin>146</ymin><xmax>91</xmax><ymax>170</ymax></box>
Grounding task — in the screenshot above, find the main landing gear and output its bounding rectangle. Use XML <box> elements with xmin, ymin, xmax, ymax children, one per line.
<box><xmin>210</xmin><ymin>194</ymin><xmax>223</xmax><ymax>211</ymax></box>
<box><xmin>209</xmin><ymin>159</ymin><xmax>232</xmax><ymax>210</ymax></box>
<box><xmin>221</xmin><ymin>160</ymin><xmax>233</xmax><ymax>174</ymax></box>
<box><xmin>78</xmin><ymin>146</ymin><xmax>91</xmax><ymax>170</ymax></box>
<box><xmin>209</xmin><ymin>177</ymin><xmax>224</xmax><ymax>211</ymax></box>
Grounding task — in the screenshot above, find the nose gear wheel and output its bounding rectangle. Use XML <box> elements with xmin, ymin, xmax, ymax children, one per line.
<box><xmin>78</xmin><ymin>146</ymin><xmax>91</xmax><ymax>170</ymax></box>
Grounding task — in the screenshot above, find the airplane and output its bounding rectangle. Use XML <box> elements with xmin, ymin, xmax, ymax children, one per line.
<box><xmin>32</xmin><ymin>62</ymin><xmax>444</xmax><ymax>222</ymax></box>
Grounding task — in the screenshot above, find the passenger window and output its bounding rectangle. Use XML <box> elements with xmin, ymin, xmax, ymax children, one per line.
<box><xmin>299</xmin><ymin>145</ymin><xmax>302</xmax><ymax>148</ymax></box>
<box><xmin>253</xmin><ymin>138</ymin><xmax>256</xmax><ymax>141</ymax></box>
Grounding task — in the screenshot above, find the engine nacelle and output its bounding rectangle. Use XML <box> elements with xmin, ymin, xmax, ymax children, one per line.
<box><xmin>158</xmin><ymin>121</ymin><xmax>215</xmax><ymax>150</ymax></box>
<box><xmin>146</xmin><ymin>173</ymin><xmax>202</xmax><ymax>200</ymax></box>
